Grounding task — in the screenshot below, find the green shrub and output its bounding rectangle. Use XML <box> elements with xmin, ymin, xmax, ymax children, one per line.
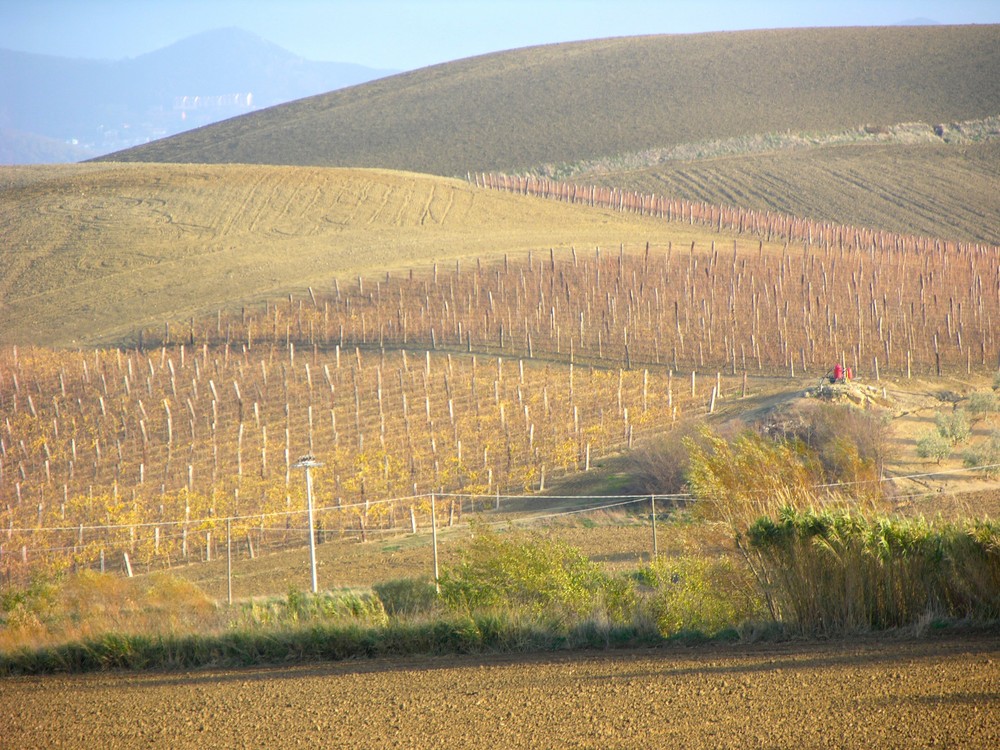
<box><xmin>935</xmin><ymin>409</ymin><xmax>971</xmax><ymax>445</ymax></box>
<box><xmin>642</xmin><ymin>555</ymin><xmax>764</xmax><ymax>637</ymax></box>
<box><xmin>967</xmin><ymin>391</ymin><xmax>998</xmax><ymax>418</ymax></box>
<box><xmin>438</xmin><ymin>527</ymin><xmax>635</xmax><ymax>625</ymax></box>
<box><xmin>917</xmin><ymin>430</ymin><xmax>952</xmax><ymax>463</ymax></box>
<box><xmin>962</xmin><ymin>431</ymin><xmax>1000</xmax><ymax>478</ymax></box>
<box><xmin>0</xmin><ymin>575</ymin><xmax>58</xmax><ymax>630</ymax></box>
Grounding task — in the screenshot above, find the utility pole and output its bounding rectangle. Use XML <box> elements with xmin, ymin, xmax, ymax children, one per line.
<box><xmin>293</xmin><ymin>454</ymin><xmax>323</xmax><ymax>594</ymax></box>
<box><xmin>650</xmin><ymin>495</ymin><xmax>659</xmax><ymax>562</ymax></box>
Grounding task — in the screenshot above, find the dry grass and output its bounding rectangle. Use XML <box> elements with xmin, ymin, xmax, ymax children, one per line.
<box><xmin>0</xmin><ymin>571</ymin><xmax>219</xmax><ymax>651</ymax></box>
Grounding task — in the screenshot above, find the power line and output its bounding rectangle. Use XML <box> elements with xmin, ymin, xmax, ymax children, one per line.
<box><xmin>7</xmin><ymin>459</ymin><xmax>998</xmax><ymax>536</ymax></box>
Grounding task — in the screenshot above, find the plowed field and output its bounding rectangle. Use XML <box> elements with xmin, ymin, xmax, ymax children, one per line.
<box><xmin>3</xmin><ymin>635</ymin><xmax>997</xmax><ymax>748</ymax></box>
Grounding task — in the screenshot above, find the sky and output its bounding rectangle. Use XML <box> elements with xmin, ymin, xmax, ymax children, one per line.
<box><xmin>1</xmin><ymin>0</ymin><xmax>998</xmax><ymax>71</ymax></box>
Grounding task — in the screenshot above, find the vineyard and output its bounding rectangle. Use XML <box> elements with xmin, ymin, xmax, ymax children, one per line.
<box><xmin>568</xmin><ymin>139</ymin><xmax>1000</xmax><ymax>247</ymax></box>
<box><xmin>0</xmin><ymin>339</ymin><xmax>706</xmax><ymax>582</ymax></box>
<box><xmin>4</xmin><ymin>22</ymin><xmax>999</xmax><ymax>743</ymax></box>
<box><xmin>474</xmin><ymin>171</ymin><xmax>999</xmax><ymax>256</ymax></box>
<box><xmin>3</xmin><ymin>234</ymin><xmax>1000</xmax><ymax>582</ymax></box>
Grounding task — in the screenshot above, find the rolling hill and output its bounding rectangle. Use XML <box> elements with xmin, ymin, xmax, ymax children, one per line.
<box><xmin>3</xmin><ymin>24</ymin><xmax>1000</xmax><ymax>653</ymax></box>
<box><xmin>0</xmin><ymin>162</ymin><xmax>736</xmax><ymax>347</ymax></box>
<box><xmin>98</xmin><ymin>26</ymin><xmax>999</xmax><ymax>177</ymax></box>
<box><xmin>5</xmin><ymin>26</ymin><xmax>998</xmax><ymax>347</ymax></box>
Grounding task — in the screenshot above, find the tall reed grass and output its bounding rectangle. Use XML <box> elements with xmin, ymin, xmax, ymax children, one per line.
<box><xmin>744</xmin><ymin>507</ymin><xmax>1000</xmax><ymax>633</ymax></box>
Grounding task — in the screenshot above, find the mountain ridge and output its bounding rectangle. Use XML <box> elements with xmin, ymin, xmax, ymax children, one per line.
<box><xmin>0</xmin><ymin>27</ymin><xmax>396</xmax><ymax>163</ymax></box>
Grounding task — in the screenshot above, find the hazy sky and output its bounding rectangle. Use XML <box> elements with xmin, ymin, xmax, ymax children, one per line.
<box><xmin>2</xmin><ymin>0</ymin><xmax>998</xmax><ymax>70</ymax></box>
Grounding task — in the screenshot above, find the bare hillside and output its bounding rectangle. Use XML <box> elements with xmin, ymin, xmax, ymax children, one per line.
<box><xmin>0</xmin><ymin>163</ymin><xmax>729</xmax><ymax>347</ymax></box>
<box><xmin>98</xmin><ymin>26</ymin><xmax>1000</xmax><ymax>177</ymax></box>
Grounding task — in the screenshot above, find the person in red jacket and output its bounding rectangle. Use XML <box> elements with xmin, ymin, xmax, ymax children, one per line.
<box><xmin>833</xmin><ymin>363</ymin><xmax>843</xmax><ymax>383</ymax></box>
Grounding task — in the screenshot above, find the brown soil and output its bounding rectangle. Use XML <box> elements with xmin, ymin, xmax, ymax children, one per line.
<box><xmin>2</xmin><ymin>635</ymin><xmax>997</xmax><ymax>748</ymax></box>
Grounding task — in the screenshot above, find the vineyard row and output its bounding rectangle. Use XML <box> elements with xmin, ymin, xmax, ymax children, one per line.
<box><xmin>140</xmin><ymin>241</ymin><xmax>1000</xmax><ymax>380</ymax></box>
<box><xmin>472</xmin><ymin>172</ymin><xmax>999</xmax><ymax>257</ymax></box>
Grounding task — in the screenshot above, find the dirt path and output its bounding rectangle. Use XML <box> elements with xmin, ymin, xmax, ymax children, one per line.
<box><xmin>3</xmin><ymin>635</ymin><xmax>997</xmax><ymax>748</ymax></box>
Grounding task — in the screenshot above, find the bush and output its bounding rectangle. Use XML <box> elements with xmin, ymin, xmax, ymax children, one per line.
<box><xmin>640</xmin><ymin>555</ymin><xmax>764</xmax><ymax>637</ymax></box>
<box><xmin>627</xmin><ymin>424</ymin><xmax>700</xmax><ymax>494</ymax></box>
<box><xmin>238</xmin><ymin>589</ymin><xmax>386</xmax><ymax>629</ymax></box>
<box><xmin>684</xmin><ymin>428</ymin><xmax>820</xmax><ymax>529</ymax></box>
<box><xmin>745</xmin><ymin>507</ymin><xmax>1000</xmax><ymax>632</ymax></box>
<box><xmin>783</xmin><ymin>402</ymin><xmax>894</xmax><ymax>491</ymax></box>
<box><xmin>438</xmin><ymin>527</ymin><xmax>635</xmax><ymax>625</ymax></box>
<box><xmin>0</xmin><ymin>571</ymin><xmax>219</xmax><ymax>652</ymax></box>
<box><xmin>0</xmin><ymin>575</ymin><xmax>58</xmax><ymax>631</ymax></box>
<box><xmin>962</xmin><ymin>431</ymin><xmax>1000</xmax><ymax>478</ymax></box>
<box><xmin>917</xmin><ymin>430</ymin><xmax>952</xmax><ymax>463</ymax></box>
<box><xmin>966</xmin><ymin>391</ymin><xmax>998</xmax><ymax>419</ymax></box>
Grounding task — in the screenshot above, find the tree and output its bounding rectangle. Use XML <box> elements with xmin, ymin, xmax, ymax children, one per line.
<box><xmin>917</xmin><ymin>431</ymin><xmax>951</xmax><ymax>464</ymax></box>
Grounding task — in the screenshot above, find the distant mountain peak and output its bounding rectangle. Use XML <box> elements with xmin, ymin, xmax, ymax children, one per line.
<box><xmin>1</xmin><ymin>28</ymin><xmax>396</xmax><ymax>163</ymax></box>
<box><xmin>140</xmin><ymin>27</ymin><xmax>298</xmax><ymax>62</ymax></box>
<box><xmin>895</xmin><ymin>18</ymin><xmax>941</xmax><ymax>26</ymax></box>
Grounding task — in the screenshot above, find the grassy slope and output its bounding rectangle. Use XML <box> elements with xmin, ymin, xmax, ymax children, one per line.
<box><xmin>583</xmin><ymin>141</ymin><xmax>1000</xmax><ymax>245</ymax></box>
<box><xmin>98</xmin><ymin>26</ymin><xmax>1000</xmax><ymax>178</ymax></box>
<box><xmin>0</xmin><ymin>163</ymin><xmax>735</xmax><ymax>347</ymax></box>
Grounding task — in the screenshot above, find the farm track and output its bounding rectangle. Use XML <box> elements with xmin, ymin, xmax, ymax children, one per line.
<box><xmin>3</xmin><ymin>635</ymin><xmax>998</xmax><ymax>749</ymax></box>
